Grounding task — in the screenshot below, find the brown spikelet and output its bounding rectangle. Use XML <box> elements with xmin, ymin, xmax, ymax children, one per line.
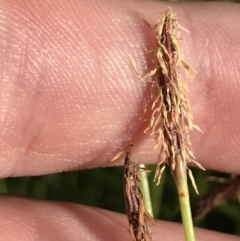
<box><xmin>136</xmin><ymin>8</ymin><xmax>205</xmax><ymax>191</ymax></box>
<box><xmin>124</xmin><ymin>145</ymin><xmax>153</xmax><ymax>241</ymax></box>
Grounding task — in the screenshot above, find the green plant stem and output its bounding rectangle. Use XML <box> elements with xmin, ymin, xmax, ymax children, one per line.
<box><xmin>139</xmin><ymin>164</ymin><xmax>154</xmax><ymax>217</ymax></box>
<box><xmin>172</xmin><ymin>155</ymin><xmax>195</xmax><ymax>241</ymax></box>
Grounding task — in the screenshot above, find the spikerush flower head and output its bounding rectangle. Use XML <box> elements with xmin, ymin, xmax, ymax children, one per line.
<box><xmin>138</xmin><ymin>8</ymin><xmax>205</xmax><ymax>193</ymax></box>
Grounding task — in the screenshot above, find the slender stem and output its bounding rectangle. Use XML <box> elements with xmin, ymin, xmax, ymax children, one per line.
<box><xmin>139</xmin><ymin>164</ymin><xmax>154</xmax><ymax>217</ymax></box>
<box><xmin>172</xmin><ymin>155</ymin><xmax>195</xmax><ymax>241</ymax></box>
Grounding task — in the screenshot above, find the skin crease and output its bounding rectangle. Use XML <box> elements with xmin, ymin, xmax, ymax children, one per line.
<box><xmin>0</xmin><ymin>0</ymin><xmax>240</xmax><ymax>240</ymax></box>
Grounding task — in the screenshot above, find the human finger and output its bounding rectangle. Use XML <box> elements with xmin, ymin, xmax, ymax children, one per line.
<box><xmin>0</xmin><ymin>0</ymin><xmax>240</xmax><ymax>177</ymax></box>
<box><xmin>0</xmin><ymin>196</ymin><xmax>239</xmax><ymax>241</ymax></box>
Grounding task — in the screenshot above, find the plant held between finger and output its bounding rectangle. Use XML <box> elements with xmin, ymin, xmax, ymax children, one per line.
<box><xmin>133</xmin><ymin>8</ymin><xmax>205</xmax><ymax>241</ymax></box>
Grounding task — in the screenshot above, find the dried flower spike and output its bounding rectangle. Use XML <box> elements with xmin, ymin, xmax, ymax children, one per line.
<box><xmin>124</xmin><ymin>145</ymin><xmax>153</xmax><ymax>241</ymax></box>
<box><xmin>132</xmin><ymin>8</ymin><xmax>205</xmax><ymax>241</ymax></box>
<box><xmin>136</xmin><ymin>8</ymin><xmax>205</xmax><ymax>192</ymax></box>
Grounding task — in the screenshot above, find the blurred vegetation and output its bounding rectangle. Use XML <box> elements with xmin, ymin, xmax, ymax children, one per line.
<box><xmin>0</xmin><ymin>0</ymin><xmax>240</xmax><ymax>238</ymax></box>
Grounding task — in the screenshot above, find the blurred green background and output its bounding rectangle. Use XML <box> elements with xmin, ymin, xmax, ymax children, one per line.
<box><xmin>1</xmin><ymin>0</ymin><xmax>240</xmax><ymax>237</ymax></box>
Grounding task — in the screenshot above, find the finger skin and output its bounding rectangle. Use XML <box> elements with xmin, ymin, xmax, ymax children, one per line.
<box><xmin>0</xmin><ymin>196</ymin><xmax>238</xmax><ymax>241</ymax></box>
<box><xmin>0</xmin><ymin>0</ymin><xmax>240</xmax><ymax>177</ymax></box>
